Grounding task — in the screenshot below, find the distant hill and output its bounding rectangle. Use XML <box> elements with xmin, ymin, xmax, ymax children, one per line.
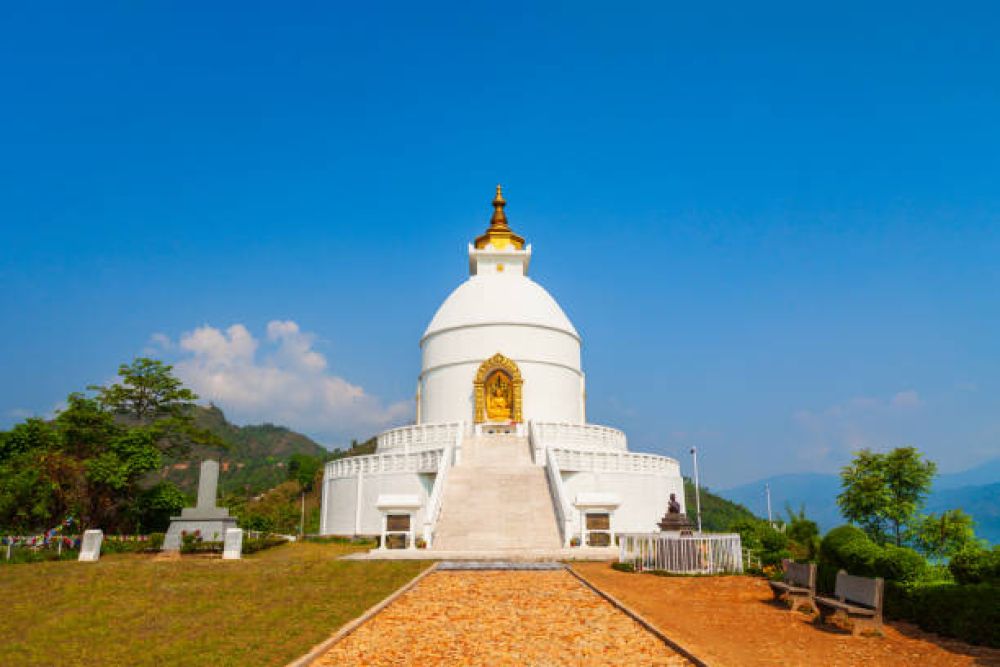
<box><xmin>718</xmin><ymin>458</ymin><xmax>1000</xmax><ymax>544</ymax></box>
<box><xmin>154</xmin><ymin>405</ymin><xmax>334</xmax><ymax>497</ymax></box>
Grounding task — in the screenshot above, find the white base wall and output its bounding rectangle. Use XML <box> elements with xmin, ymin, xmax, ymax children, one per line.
<box><xmin>560</xmin><ymin>470</ymin><xmax>685</xmax><ymax>536</ymax></box>
<box><xmin>322</xmin><ymin>471</ymin><xmax>435</xmax><ymax>536</ymax></box>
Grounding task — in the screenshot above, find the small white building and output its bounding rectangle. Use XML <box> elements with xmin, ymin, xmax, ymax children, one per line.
<box><xmin>320</xmin><ymin>187</ymin><xmax>684</xmax><ymax>552</ymax></box>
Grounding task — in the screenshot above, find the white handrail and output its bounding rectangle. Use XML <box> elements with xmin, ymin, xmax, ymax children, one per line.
<box><xmin>545</xmin><ymin>445</ymin><xmax>574</xmax><ymax>547</ymax></box>
<box><xmin>422</xmin><ymin>422</ymin><xmax>463</xmax><ymax>547</ymax></box>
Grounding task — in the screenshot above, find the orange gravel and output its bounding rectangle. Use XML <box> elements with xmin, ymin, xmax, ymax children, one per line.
<box><xmin>314</xmin><ymin>570</ymin><xmax>689</xmax><ymax>665</ymax></box>
<box><xmin>572</xmin><ymin>563</ymin><xmax>1000</xmax><ymax>667</ymax></box>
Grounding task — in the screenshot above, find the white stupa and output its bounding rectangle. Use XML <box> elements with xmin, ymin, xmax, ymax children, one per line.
<box><xmin>320</xmin><ymin>187</ymin><xmax>684</xmax><ymax>555</ymax></box>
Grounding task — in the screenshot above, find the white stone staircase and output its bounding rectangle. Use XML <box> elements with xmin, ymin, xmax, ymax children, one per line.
<box><xmin>431</xmin><ymin>435</ymin><xmax>563</xmax><ymax>552</ymax></box>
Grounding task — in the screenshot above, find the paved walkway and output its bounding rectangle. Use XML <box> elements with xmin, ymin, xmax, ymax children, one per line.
<box><xmin>313</xmin><ymin>569</ymin><xmax>689</xmax><ymax>665</ymax></box>
<box><xmin>573</xmin><ymin>563</ymin><xmax>1000</xmax><ymax>667</ymax></box>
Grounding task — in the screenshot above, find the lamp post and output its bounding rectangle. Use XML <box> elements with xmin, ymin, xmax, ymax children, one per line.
<box><xmin>765</xmin><ymin>482</ymin><xmax>773</xmax><ymax>526</ymax></box>
<box><xmin>690</xmin><ymin>447</ymin><xmax>703</xmax><ymax>533</ymax></box>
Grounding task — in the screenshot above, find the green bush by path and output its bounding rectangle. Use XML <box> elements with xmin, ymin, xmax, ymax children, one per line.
<box><xmin>949</xmin><ymin>545</ymin><xmax>1000</xmax><ymax>585</ymax></box>
<box><xmin>818</xmin><ymin>524</ymin><xmax>926</xmax><ymax>592</ymax></box>
<box><xmin>886</xmin><ymin>581</ymin><xmax>1000</xmax><ymax>647</ymax></box>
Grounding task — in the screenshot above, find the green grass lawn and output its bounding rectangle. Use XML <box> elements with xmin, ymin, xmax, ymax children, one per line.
<box><xmin>0</xmin><ymin>542</ymin><xmax>428</xmax><ymax>666</ymax></box>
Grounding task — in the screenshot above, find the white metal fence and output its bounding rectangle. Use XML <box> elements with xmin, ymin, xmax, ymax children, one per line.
<box><xmin>618</xmin><ymin>533</ymin><xmax>744</xmax><ymax>574</ymax></box>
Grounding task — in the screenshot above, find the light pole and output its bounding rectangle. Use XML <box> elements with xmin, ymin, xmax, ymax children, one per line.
<box><xmin>690</xmin><ymin>447</ymin><xmax>703</xmax><ymax>533</ymax></box>
<box><xmin>765</xmin><ymin>482</ymin><xmax>773</xmax><ymax>526</ymax></box>
<box><xmin>299</xmin><ymin>490</ymin><xmax>306</xmax><ymax>539</ymax></box>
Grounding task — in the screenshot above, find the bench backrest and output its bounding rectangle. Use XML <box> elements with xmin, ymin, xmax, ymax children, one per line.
<box><xmin>834</xmin><ymin>570</ymin><xmax>883</xmax><ymax>609</ymax></box>
<box><xmin>783</xmin><ymin>560</ymin><xmax>816</xmax><ymax>590</ymax></box>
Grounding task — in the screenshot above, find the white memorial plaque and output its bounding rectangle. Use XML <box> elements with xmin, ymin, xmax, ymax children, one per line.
<box><xmin>78</xmin><ymin>529</ymin><xmax>103</xmax><ymax>562</ymax></box>
<box><xmin>222</xmin><ymin>528</ymin><xmax>243</xmax><ymax>560</ymax></box>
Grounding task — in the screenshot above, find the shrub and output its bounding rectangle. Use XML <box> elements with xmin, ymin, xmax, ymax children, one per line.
<box><xmin>818</xmin><ymin>524</ymin><xmax>926</xmax><ymax>593</ymax></box>
<box><xmin>611</xmin><ymin>562</ymin><xmax>635</xmax><ymax>573</ymax></box>
<box><xmin>949</xmin><ymin>546</ymin><xmax>1000</xmax><ymax>585</ymax></box>
<box><xmin>148</xmin><ymin>532</ymin><xmax>165</xmax><ymax>551</ymax></box>
<box><xmin>886</xmin><ymin>581</ymin><xmax>1000</xmax><ymax>647</ymax></box>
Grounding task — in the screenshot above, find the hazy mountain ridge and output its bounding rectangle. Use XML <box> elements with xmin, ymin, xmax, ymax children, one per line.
<box><xmin>718</xmin><ymin>458</ymin><xmax>1000</xmax><ymax>544</ymax></box>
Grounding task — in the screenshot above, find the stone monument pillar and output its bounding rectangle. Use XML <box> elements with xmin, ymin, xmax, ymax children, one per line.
<box><xmin>163</xmin><ymin>460</ymin><xmax>238</xmax><ymax>552</ymax></box>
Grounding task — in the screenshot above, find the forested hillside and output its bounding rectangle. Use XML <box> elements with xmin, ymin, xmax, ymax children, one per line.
<box><xmin>155</xmin><ymin>405</ymin><xmax>375</xmax><ymax>497</ymax></box>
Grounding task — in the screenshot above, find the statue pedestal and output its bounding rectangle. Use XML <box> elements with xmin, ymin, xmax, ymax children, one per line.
<box><xmin>163</xmin><ymin>460</ymin><xmax>237</xmax><ymax>551</ymax></box>
<box><xmin>657</xmin><ymin>512</ymin><xmax>694</xmax><ymax>534</ymax></box>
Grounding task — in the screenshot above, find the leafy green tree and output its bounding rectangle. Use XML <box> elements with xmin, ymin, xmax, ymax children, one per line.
<box><xmin>287</xmin><ymin>454</ymin><xmax>323</xmax><ymax>491</ymax></box>
<box><xmin>0</xmin><ymin>360</ymin><xmax>214</xmax><ymax>533</ymax></box>
<box><xmin>90</xmin><ymin>358</ymin><xmax>197</xmax><ymax>422</ymax></box>
<box><xmin>837</xmin><ymin>447</ymin><xmax>936</xmax><ymax>546</ymax></box>
<box><xmin>90</xmin><ymin>357</ymin><xmax>224</xmax><ymax>457</ymax></box>
<box><xmin>837</xmin><ymin>449</ymin><xmax>892</xmax><ymax>544</ymax></box>
<box><xmin>911</xmin><ymin>509</ymin><xmax>979</xmax><ymax>561</ymax></box>
<box><xmin>882</xmin><ymin>447</ymin><xmax>937</xmax><ymax>546</ymax></box>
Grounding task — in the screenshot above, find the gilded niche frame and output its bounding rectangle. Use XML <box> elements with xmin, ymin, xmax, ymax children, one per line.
<box><xmin>473</xmin><ymin>353</ymin><xmax>523</xmax><ymax>424</ymax></box>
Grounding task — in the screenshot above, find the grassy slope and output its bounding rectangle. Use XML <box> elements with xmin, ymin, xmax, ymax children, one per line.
<box><xmin>0</xmin><ymin>542</ymin><xmax>428</xmax><ymax>666</ymax></box>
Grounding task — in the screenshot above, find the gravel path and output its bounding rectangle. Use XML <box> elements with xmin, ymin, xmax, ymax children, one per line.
<box><xmin>314</xmin><ymin>570</ymin><xmax>689</xmax><ymax>665</ymax></box>
<box><xmin>573</xmin><ymin>563</ymin><xmax>1000</xmax><ymax>667</ymax></box>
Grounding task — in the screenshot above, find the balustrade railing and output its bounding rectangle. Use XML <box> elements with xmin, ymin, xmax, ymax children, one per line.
<box><xmin>618</xmin><ymin>533</ymin><xmax>744</xmax><ymax>574</ymax></box>
<box><xmin>325</xmin><ymin>449</ymin><xmax>444</xmax><ymax>479</ymax></box>
<box><xmin>545</xmin><ymin>446</ymin><xmax>574</xmax><ymax>547</ymax></box>
<box><xmin>423</xmin><ymin>424</ymin><xmax>463</xmax><ymax>548</ymax></box>
<box><xmin>376</xmin><ymin>422</ymin><xmax>463</xmax><ymax>454</ymax></box>
<box><xmin>550</xmin><ymin>448</ymin><xmax>679</xmax><ymax>474</ymax></box>
<box><xmin>531</xmin><ymin>422</ymin><xmax>627</xmax><ymax>451</ymax></box>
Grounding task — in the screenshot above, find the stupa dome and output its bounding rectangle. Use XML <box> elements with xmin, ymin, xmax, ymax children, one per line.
<box><xmin>422</xmin><ymin>273</ymin><xmax>579</xmax><ymax>342</ymax></box>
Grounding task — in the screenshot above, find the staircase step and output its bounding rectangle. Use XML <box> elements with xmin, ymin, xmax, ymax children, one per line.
<box><xmin>431</xmin><ymin>435</ymin><xmax>562</xmax><ymax>552</ymax></box>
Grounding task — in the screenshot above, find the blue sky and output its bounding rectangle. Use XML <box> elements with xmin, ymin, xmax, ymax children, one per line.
<box><xmin>1</xmin><ymin>2</ymin><xmax>998</xmax><ymax>487</ymax></box>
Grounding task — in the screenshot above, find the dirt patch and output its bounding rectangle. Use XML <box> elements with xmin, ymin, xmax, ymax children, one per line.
<box><xmin>572</xmin><ymin>563</ymin><xmax>1000</xmax><ymax>667</ymax></box>
<box><xmin>314</xmin><ymin>570</ymin><xmax>689</xmax><ymax>665</ymax></box>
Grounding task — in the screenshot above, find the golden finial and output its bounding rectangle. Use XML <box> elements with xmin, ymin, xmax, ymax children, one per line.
<box><xmin>490</xmin><ymin>184</ymin><xmax>507</xmax><ymax>228</ymax></box>
<box><xmin>475</xmin><ymin>184</ymin><xmax>524</xmax><ymax>250</ymax></box>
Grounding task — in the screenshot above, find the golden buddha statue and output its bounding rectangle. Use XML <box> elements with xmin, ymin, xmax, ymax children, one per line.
<box><xmin>485</xmin><ymin>372</ymin><xmax>513</xmax><ymax>421</ymax></box>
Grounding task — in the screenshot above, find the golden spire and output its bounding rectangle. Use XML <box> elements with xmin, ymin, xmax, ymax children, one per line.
<box><xmin>475</xmin><ymin>184</ymin><xmax>525</xmax><ymax>250</ymax></box>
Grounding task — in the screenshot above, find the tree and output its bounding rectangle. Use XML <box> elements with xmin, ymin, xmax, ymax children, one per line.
<box><xmin>90</xmin><ymin>357</ymin><xmax>224</xmax><ymax>457</ymax></box>
<box><xmin>837</xmin><ymin>449</ymin><xmax>892</xmax><ymax>544</ymax></box>
<box><xmin>785</xmin><ymin>504</ymin><xmax>820</xmax><ymax>561</ymax></box>
<box><xmin>882</xmin><ymin>447</ymin><xmax>936</xmax><ymax>546</ymax></box>
<box><xmin>0</xmin><ymin>360</ymin><xmax>214</xmax><ymax>533</ymax></box>
<box><xmin>837</xmin><ymin>447</ymin><xmax>936</xmax><ymax>546</ymax></box>
<box><xmin>911</xmin><ymin>510</ymin><xmax>978</xmax><ymax>562</ymax></box>
<box><xmin>287</xmin><ymin>454</ymin><xmax>323</xmax><ymax>491</ymax></box>
<box><xmin>90</xmin><ymin>358</ymin><xmax>197</xmax><ymax>423</ymax></box>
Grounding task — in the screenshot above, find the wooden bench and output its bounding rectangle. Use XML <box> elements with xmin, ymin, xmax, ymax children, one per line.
<box><xmin>815</xmin><ymin>570</ymin><xmax>884</xmax><ymax>636</ymax></box>
<box><xmin>768</xmin><ymin>559</ymin><xmax>817</xmax><ymax>613</ymax></box>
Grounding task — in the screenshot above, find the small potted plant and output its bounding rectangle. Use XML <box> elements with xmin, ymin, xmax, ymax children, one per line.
<box><xmin>570</xmin><ymin>536</ymin><xmax>581</xmax><ymax>547</ymax></box>
<box><xmin>415</xmin><ymin>536</ymin><xmax>427</xmax><ymax>549</ymax></box>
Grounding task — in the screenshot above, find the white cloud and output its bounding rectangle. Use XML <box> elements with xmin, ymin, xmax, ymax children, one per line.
<box><xmin>792</xmin><ymin>389</ymin><xmax>925</xmax><ymax>464</ymax></box>
<box><xmin>168</xmin><ymin>321</ymin><xmax>411</xmax><ymax>446</ymax></box>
